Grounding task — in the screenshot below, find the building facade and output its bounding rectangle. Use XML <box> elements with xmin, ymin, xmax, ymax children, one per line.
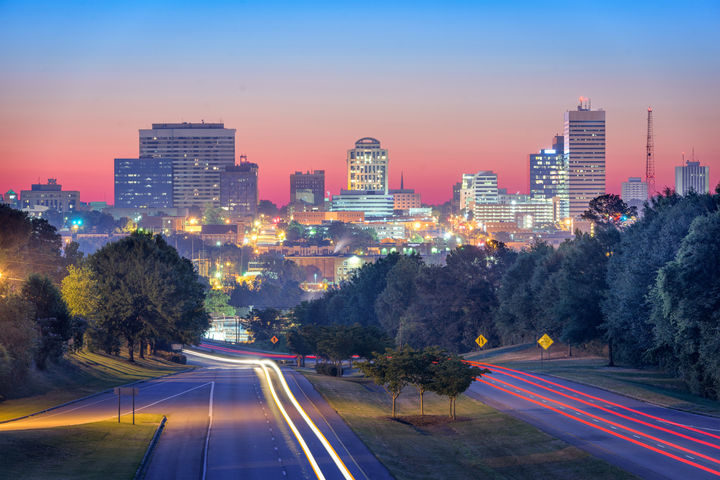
<box><xmin>290</xmin><ymin>170</ymin><xmax>325</xmax><ymax>206</ymax></box>
<box><xmin>389</xmin><ymin>189</ymin><xmax>421</xmax><ymax>210</ymax></box>
<box><xmin>675</xmin><ymin>160</ymin><xmax>710</xmax><ymax>195</ymax></box>
<box><xmin>621</xmin><ymin>177</ymin><xmax>648</xmax><ymax>211</ymax></box>
<box><xmin>474</xmin><ymin>199</ymin><xmax>555</xmax><ymax>229</ymax></box>
<box><xmin>2</xmin><ymin>189</ymin><xmax>20</xmax><ymax>209</ymax></box>
<box><xmin>473</xmin><ymin>171</ymin><xmax>499</xmax><ymax>204</ymax></box>
<box><xmin>220</xmin><ymin>161</ymin><xmax>258</xmax><ymax>216</ymax></box>
<box><xmin>114</xmin><ymin>157</ymin><xmax>173</xmax><ymax>209</ymax></box>
<box><xmin>21</xmin><ymin>179</ymin><xmax>79</xmax><ymax>213</ymax></box>
<box><xmin>346</xmin><ymin>137</ymin><xmax>388</xmax><ymax>193</ymax></box>
<box><xmin>331</xmin><ymin>190</ymin><xmax>394</xmax><ymax>218</ymax></box>
<box><xmin>530</xmin><ymin>135</ymin><xmax>569</xmax><ymax>218</ymax></box>
<box><xmin>564</xmin><ymin>100</ymin><xmax>606</xmax><ymax>217</ymax></box>
<box><xmin>139</xmin><ymin>122</ymin><xmax>236</xmax><ymax>208</ymax></box>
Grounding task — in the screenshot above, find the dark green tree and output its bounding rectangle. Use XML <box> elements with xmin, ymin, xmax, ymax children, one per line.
<box><xmin>581</xmin><ymin>193</ymin><xmax>637</xmax><ymax>228</ymax></box>
<box><xmin>430</xmin><ymin>356</ymin><xmax>487</xmax><ymax>419</ymax></box>
<box><xmin>358</xmin><ymin>348</ymin><xmax>409</xmax><ymax>418</ymax></box>
<box><xmin>21</xmin><ymin>274</ymin><xmax>72</xmax><ymax>368</ymax></box>
<box><xmin>90</xmin><ymin>232</ymin><xmax>209</xmax><ymax>362</ymax></box>
<box><xmin>648</xmin><ymin>210</ymin><xmax>720</xmax><ymax>398</ymax></box>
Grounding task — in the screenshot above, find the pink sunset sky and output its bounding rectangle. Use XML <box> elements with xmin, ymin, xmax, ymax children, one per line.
<box><xmin>1</xmin><ymin>2</ymin><xmax>718</xmax><ymax>205</ymax></box>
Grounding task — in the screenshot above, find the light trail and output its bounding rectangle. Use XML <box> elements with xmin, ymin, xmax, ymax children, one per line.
<box><xmin>481</xmin><ymin>375</ymin><xmax>720</xmax><ymax>466</ymax></box>
<box><xmin>185</xmin><ymin>349</ymin><xmax>355</xmax><ymax>480</ymax></box>
<box><xmin>470</xmin><ymin>361</ymin><xmax>720</xmax><ymax>441</ymax></box>
<box><xmin>472</xmin><ymin>363</ymin><xmax>720</xmax><ymax>451</ymax></box>
<box><xmin>477</xmin><ymin>378</ymin><xmax>720</xmax><ymax>477</ymax></box>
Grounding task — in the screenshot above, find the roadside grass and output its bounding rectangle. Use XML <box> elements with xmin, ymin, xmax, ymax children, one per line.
<box><xmin>0</xmin><ymin>350</ymin><xmax>191</xmax><ymax>422</ymax></box>
<box><xmin>304</xmin><ymin>372</ymin><xmax>636</xmax><ymax>480</ymax></box>
<box><xmin>0</xmin><ymin>413</ymin><xmax>162</xmax><ymax>480</ymax></box>
<box><xmin>465</xmin><ymin>343</ymin><xmax>720</xmax><ymax>416</ymax></box>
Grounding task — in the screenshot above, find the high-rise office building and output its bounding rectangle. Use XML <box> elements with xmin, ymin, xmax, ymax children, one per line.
<box><xmin>564</xmin><ymin>99</ymin><xmax>606</xmax><ymax>217</ymax></box>
<box><xmin>675</xmin><ymin>160</ymin><xmax>710</xmax><ymax>195</ymax></box>
<box><xmin>621</xmin><ymin>177</ymin><xmax>648</xmax><ymax>211</ymax></box>
<box><xmin>473</xmin><ymin>171</ymin><xmax>499</xmax><ymax>204</ymax></box>
<box><xmin>290</xmin><ymin>170</ymin><xmax>325</xmax><ymax>207</ymax></box>
<box><xmin>220</xmin><ymin>160</ymin><xmax>259</xmax><ymax>216</ymax></box>
<box><xmin>139</xmin><ymin>122</ymin><xmax>235</xmax><ymax>208</ymax></box>
<box><xmin>530</xmin><ymin>135</ymin><xmax>569</xmax><ymax>218</ymax></box>
<box><xmin>21</xmin><ymin>179</ymin><xmax>79</xmax><ymax>213</ymax></box>
<box><xmin>346</xmin><ymin>137</ymin><xmax>388</xmax><ymax>193</ymax></box>
<box><xmin>331</xmin><ymin>190</ymin><xmax>394</xmax><ymax>218</ymax></box>
<box><xmin>114</xmin><ymin>157</ymin><xmax>173</xmax><ymax>209</ymax></box>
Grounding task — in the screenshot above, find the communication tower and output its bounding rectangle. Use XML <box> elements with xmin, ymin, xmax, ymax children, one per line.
<box><xmin>645</xmin><ymin>107</ymin><xmax>655</xmax><ymax>197</ymax></box>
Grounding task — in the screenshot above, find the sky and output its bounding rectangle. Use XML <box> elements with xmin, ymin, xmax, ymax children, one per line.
<box><xmin>1</xmin><ymin>1</ymin><xmax>719</xmax><ymax>205</ymax></box>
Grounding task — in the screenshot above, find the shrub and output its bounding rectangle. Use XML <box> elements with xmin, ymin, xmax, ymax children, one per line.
<box><xmin>315</xmin><ymin>362</ymin><xmax>343</xmax><ymax>377</ymax></box>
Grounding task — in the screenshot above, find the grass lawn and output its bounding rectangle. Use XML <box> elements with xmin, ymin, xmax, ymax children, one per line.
<box><xmin>0</xmin><ymin>414</ymin><xmax>162</xmax><ymax>480</ymax></box>
<box><xmin>465</xmin><ymin>344</ymin><xmax>720</xmax><ymax>416</ymax></box>
<box><xmin>303</xmin><ymin>371</ymin><xmax>636</xmax><ymax>480</ymax></box>
<box><xmin>0</xmin><ymin>350</ymin><xmax>191</xmax><ymax>422</ymax></box>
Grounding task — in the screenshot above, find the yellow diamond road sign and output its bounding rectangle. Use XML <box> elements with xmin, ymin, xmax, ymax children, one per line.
<box><xmin>538</xmin><ymin>334</ymin><xmax>553</xmax><ymax>350</ymax></box>
<box><xmin>270</xmin><ymin>336</ymin><xmax>279</xmax><ymax>344</ymax></box>
<box><xmin>475</xmin><ymin>335</ymin><xmax>487</xmax><ymax>348</ymax></box>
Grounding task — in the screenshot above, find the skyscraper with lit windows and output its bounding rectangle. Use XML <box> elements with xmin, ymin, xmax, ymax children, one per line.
<box><xmin>564</xmin><ymin>99</ymin><xmax>606</xmax><ymax>217</ymax></box>
<box><xmin>346</xmin><ymin>137</ymin><xmax>388</xmax><ymax>193</ymax></box>
<box><xmin>529</xmin><ymin>135</ymin><xmax>568</xmax><ymax>218</ymax></box>
<box><xmin>139</xmin><ymin>122</ymin><xmax>235</xmax><ymax>208</ymax></box>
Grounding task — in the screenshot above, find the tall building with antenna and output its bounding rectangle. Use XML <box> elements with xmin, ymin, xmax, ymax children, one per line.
<box><xmin>564</xmin><ymin>97</ymin><xmax>606</xmax><ymax>217</ymax></box>
<box><xmin>675</xmin><ymin>151</ymin><xmax>710</xmax><ymax>195</ymax></box>
<box><xmin>645</xmin><ymin>107</ymin><xmax>655</xmax><ymax>197</ymax></box>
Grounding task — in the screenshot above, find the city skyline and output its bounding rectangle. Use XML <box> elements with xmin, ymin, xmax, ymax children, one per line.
<box><xmin>1</xmin><ymin>1</ymin><xmax>719</xmax><ymax>205</ymax></box>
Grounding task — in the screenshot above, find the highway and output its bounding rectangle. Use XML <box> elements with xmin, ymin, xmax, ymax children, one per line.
<box><xmin>0</xmin><ymin>350</ymin><xmax>393</xmax><ymax>480</ymax></box>
<box><xmin>465</xmin><ymin>360</ymin><xmax>720</xmax><ymax>480</ymax></box>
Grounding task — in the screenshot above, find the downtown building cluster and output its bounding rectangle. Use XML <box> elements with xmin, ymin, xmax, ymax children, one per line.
<box><xmin>1</xmin><ymin>100</ymin><xmax>715</xmax><ymax>286</ymax></box>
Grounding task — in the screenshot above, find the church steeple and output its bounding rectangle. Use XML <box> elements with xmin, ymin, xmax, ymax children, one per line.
<box><xmin>400</xmin><ymin>171</ymin><xmax>404</xmax><ymax>190</ymax></box>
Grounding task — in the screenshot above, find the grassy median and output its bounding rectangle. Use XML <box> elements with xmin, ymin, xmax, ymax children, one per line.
<box><xmin>304</xmin><ymin>371</ymin><xmax>636</xmax><ymax>480</ymax></box>
<box><xmin>0</xmin><ymin>413</ymin><xmax>162</xmax><ymax>479</ymax></box>
<box><xmin>0</xmin><ymin>350</ymin><xmax>190</xmax><ymax>422</ymax></box>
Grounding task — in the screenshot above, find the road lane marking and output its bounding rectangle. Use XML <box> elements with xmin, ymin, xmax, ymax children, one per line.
<box><xmin>201</xmin><ymin>380</ymin><xmax>215</xmax><ymax>480</ymax></box>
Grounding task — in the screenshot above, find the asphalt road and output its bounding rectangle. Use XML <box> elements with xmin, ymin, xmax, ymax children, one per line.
<box><xmin>465</xmin><ymin>361</ymin><xmax>720</xmax><ymax>480</ymax></box>
<box><xmin>0</xmin><ymin>351</ymin><xmax>392</xmax><ymax>480</ymax></box>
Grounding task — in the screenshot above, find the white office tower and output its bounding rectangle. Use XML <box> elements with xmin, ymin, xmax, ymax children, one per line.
<box><xmin>473</xmin><ymin>171</ymin><xmax>499</xmax><ymax>204</ymax></box>
<box><xmin>564</xmin><ymin>98</ymin><xmax>606</xmax><ymax>218</ymax></box>
<box><xmin>346</xmin><ymin>137</ymin><xmax>389</xmax><ymax>193</ymax></box>
<box><xmin>139</xmin><ymin>122</ymin><xmax>236</xmax><ymax>208</ymax></box>
<box><xmin>621</xmin><ymin>177</ymin><xmax>648</xmax><ymax>211</ymax></box>
<box><xmin>675</xmin><ymin>159</ymin><xmax>710</xmax><ymax>195</ymax></box>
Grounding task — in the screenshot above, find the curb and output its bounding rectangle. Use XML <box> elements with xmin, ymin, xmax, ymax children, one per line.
<box><xmin>134</xmin><ymin>415</ymin><xmax>167</xmax><ymax>480</ymax></box>
<box><xmin>0</xmin><ymin>367</ymin><xmax>192</xmax><ymax>425</ymax></box>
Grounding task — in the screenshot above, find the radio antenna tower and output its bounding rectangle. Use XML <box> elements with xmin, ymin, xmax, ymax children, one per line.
<box><xmin>645</xmin><ymin>107</ymin><xmax>655</xmax><ymax>197</ymax></box>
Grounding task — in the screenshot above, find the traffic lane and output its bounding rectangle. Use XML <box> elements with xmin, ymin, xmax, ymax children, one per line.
<box><xmin>467</xmin><ymin>380</ymin><xmax>719</xmax><ymax>480</ymax></box>
<box><xmin>479</xmin><ymin>369</ymin><xmax>720</xmax><ymax>465</ymax></box>
<box><xmin>283</xmin><ymin>369</ymin><xmax>395</xmax><ymax>480</ymax></box>
<box><xmin>143</xmin><ymin>380</ymin><xmax>212</xmax><ymax>480</ymax></box>
<box><xmin>0</xmin><ymin>369</ymin><xmax>217</xmax><ymax>431</ymax></box>
<box><xmin>476</xmin><ymin>363</ymin><xmax>720</xmax><ymax>433</ymax></box>
<box><xmin>205</xmin><ymin>366</ymin><xmax>311</xmax><ymax>480</ymax></box>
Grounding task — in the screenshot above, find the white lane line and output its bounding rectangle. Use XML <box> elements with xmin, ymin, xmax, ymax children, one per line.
<box><xmin>128</xmin><ymin>381</ymin><xmax>213</xmax><ymax>414</ymax></box>
<box><xmin>201</xmin><ymin>381</ymin><xmax>215</xmax><ymax>480</ymax></box>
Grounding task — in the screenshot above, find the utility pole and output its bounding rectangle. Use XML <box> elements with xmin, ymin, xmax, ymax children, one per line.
<box><xmin>646</xmin><ymin>107</ymin><xmax>655</xmax><ymax>197</ymax></box>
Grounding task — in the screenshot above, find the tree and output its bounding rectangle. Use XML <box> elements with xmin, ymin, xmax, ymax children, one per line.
<box><xmin>21</xmin><ymin>274</ymin><xmax>72</xmax><ymax>368</ymax></box>
<box><xmin>286</xmin><ymin>325</ymin><xmax>318</xmax><ymax>366</ymax></box>
<box><xmin>204</xmin><ymin>290</ymin><xmax>236</xmax><ymax>317</ymax></box>
<box><xmin>374</xmin><ymin>255</ymin><xmax>423</xmax><ymax>341</ymax></box>
<box><xmin>358</xmin><ymin>348</ymin><xmax>409</xmax><ymax>418</ymax></box>
<box><xmin>404</xmin><ymin>346</ymin><xmax>446</xmax><ymax>416</ymax></box>
<box><xmin>258</xmin><ymin>200</ymin><xmax>279</xmax><ymax>217</ymax></box>
<box><xmin>649</xmin><ymin>210</ymin><xmax>720</xmax><ymax>399</ymax></box>
<box><xmin>581</xmin><ymin>194</ymin><xmax>637</xmax><ymax>229</ymax></box>
<box><xmin>242</xmin><ymin>308</ymin><xmax>283</xmax><ymax>343</ymax></box>
<box><xmin>430</xmin><ymin>356</ymin><xmax>487</xmax><ymax>419</ymax></box>
<box><xmin>202</xmin><ymin>203</ymin><xmax>225</xmax><ymax>225</ymax></box>
<box><xmin>0</xmin><ymin>292</ymin><xmax>38</xmax><ymax>393</ymax></box>
<box><xmin>90</xmin><ymin>232</ymin><xmax>209</xmax><ymax>362</ymax></box>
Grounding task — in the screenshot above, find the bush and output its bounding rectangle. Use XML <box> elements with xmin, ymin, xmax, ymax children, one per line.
<box><xmin>155</xmin><ymin>350</ymin><xmax>187</xmax><ymax>364</ymax></box>
<box><xmin>315</xmin><ymin>362</ymin><xmax>343</xmax><ymax>377</ymax></box>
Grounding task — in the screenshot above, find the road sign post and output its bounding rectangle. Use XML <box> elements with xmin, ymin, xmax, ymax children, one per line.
<box><xmin>114</xmin><ymin>387</ymin><xmax>139</xmax><ymax>424</ymax></box>
<box><xmin>537</xmin><ymin>334</ymin><xmax>554</xmax><ymax>369</ymax></box>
